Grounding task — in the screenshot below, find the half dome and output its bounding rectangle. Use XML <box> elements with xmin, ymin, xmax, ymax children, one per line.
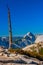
<box><xmin>35</xmin><ymin>35</ymin><xmax>43</xmax><ymax>43</ymax></box>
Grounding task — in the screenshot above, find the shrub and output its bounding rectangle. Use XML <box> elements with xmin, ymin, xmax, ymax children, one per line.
<box><xmin>39</xmin><ymin>47</ymin><xmax>43</xmax><ymax>55</ymax></box>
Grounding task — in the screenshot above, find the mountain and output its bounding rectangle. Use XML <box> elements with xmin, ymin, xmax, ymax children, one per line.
<box><xmin>14</xmin><ymin>32</ymin><xmax>35</xmax><ymax>48</ymax></box>
<box><xmin>0</xmin><ymin>32</ymin><xmax>36</xmax><ymax>49</ymax></box>
<box><xmin>23</xmin><ymin>35</ymin><xmax>43</xmax><ymax>54</ymax></box>
<box><xmin>35</xmin><ymin>35</ymin><xmax>43</xmax><ymax>43</ymax></box>
<box><xmin>23</xmin><ymin>32</ymin><xmax>35</xmax><ymax>43</ymax></box>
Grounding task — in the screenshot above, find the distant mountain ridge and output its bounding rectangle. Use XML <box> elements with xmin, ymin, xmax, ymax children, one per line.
<box><xmin>12</xmin><ymin>32</ymin><xmax>36</xmax><ymax>48</ymax></box>
<box><xmin>0</xmin><ymin>32</ymin><xmax>43</xmax><ymax>49</ymax></box>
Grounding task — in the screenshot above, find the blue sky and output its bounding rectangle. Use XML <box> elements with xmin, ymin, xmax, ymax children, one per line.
<box><xmin>0</xmin><ymin>0</ymin><xmax>43</xmax><ymax>36</ymax></box>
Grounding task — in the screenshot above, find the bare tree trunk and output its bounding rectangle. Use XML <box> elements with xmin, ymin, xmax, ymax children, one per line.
<box><xmin>8</xmin><ymin>7</ymin><xmax>12</xmax><ymax>49</ymax></box>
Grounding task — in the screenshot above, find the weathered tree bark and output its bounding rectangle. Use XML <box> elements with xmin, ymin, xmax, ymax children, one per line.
<box><xmin>8</xmin><ymin>7</ymin><xmax>12</xmax><ymax>49</ymax></box>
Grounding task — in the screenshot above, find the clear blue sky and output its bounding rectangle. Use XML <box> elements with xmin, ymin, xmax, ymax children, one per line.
<box><xmin>0</xmin><ymin>0</ymin><xmax>43</xmax><ymax>36</ymax></box>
